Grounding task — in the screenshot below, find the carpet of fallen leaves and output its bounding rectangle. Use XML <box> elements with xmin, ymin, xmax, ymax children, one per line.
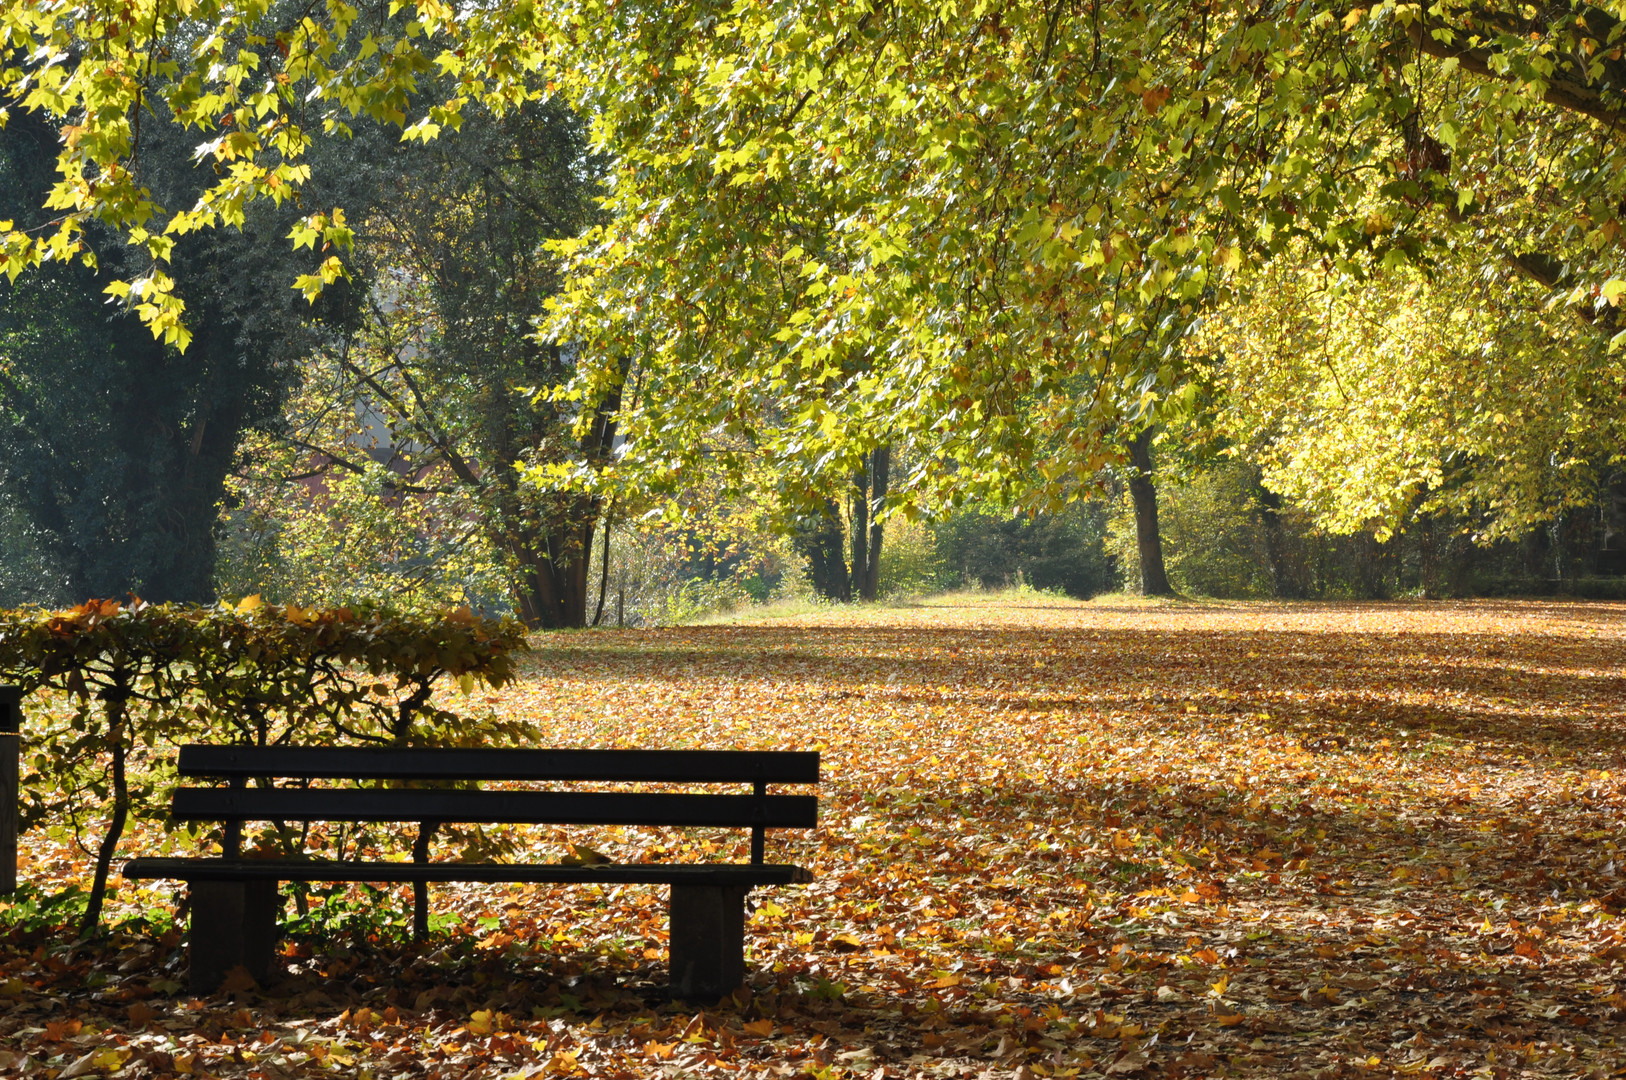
<box><xmin>3</xmin><ymin>593</ymin><xmax>1626</xmax><ymax>1080</ymax></box>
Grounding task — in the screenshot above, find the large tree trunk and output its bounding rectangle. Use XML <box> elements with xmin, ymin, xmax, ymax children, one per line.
<box><xmin>802</xmin><ymin>502</ymin><xmax>850</xmax><ymax>602</ymax></box>
<box><xmin>1254</xmin><ymin>481</ymin><xmax>1303</xmax><ymax>599</ymax></box>
<box><xmin>1127</xmin><ymin>429</ymin><xmax>1173</xmax><ymax>597</ymax></box>
<box><xmin>509</xmin><ymin>513</ymin><xmax>596</xmax><ymax>629</ymax></box>
<box><xmin>1418</xmin><ymin>515</ymin><xmax>1441</xmax><ymax>600</ymax></box>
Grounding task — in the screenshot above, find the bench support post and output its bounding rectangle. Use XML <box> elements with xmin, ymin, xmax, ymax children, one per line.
<box><xmin>0</xmin><ymin>686</ymin><xmax>20</xmax><ymax>896</ymax></box>
<box><xmin>189</xmin><ymin>880</ymin><xmax>279</xmax><ymax>993</ymax></box>
<box><xmin>668</xmin><ymin>884</ymin><xmax>746</xmax><ymax>1000</ymax></box>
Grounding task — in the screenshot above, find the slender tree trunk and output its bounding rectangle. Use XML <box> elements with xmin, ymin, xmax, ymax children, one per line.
<box><xmin>1127</xmin><ymin>429</ymin><xmax>1173</xmax><ymax>597</ymax></box>
<box><xmin>1419</xmin><ymin>515</ymin><xmax>1440</xmax><ymax>599</ymax></box>
<box><xmin>81</xmin><ymin>695</ymin><xmax>129</xmax><ymax>938</ymax></box>
<box><xmin>850</xmin><ymin>464</ymin><xmax>870</xmax><ymax>601</ymax></box>
<box><xmin>862</xmin><ymin>445</ymin><xmax>890</xmax><ymax>600</ymax></box>
<box><xmin>592</xmin><ymin>512</ymin><xmax>612</xmax><ymax>627</ymax></box>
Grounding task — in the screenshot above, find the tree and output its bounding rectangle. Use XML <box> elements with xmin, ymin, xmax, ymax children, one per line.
<box><xmin>230</xmin><ymin>100</ymin><xmax>607</xmax><ymax>626</ymax></box>
<box><xmin>0</xmin><ymin>109</ymin><xmax>295</xmax><ymax>602</ymax></box>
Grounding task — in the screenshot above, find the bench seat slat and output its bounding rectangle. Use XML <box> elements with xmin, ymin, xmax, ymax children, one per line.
<box><xmin>177</xmin><ymin>746</ymin><xmax>820</xmax><ymax>784</ymax></box>
<box><xmin>171</xmin><ymin>788</ymin><xmax>818</xmax><ymax>828</ymax></box>
<box><xmin>121</xmin><ymin>857</ymin><xmax>813</xmax><ymax>887</ymax></box>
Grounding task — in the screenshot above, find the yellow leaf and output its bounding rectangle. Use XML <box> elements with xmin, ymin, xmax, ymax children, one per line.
<box><xmin>560</xmin><ymin>844</ymin><xmax>611</xmax><ymax>866</ymax></box>
<box><xmin>742</xmin><ymin>1018</ymin><xmax>775</xmax><ymax>1037</ymax></box>
<box><xmin>236</xmin><ymin>594</ymin><xmax>264</xmax><ymax>613</ymax></box>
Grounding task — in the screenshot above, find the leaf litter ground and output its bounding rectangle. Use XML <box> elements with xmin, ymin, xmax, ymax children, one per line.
<box><xmin>2</xmin><ymin>594</ymin><xmax>1624</xmax><ymax>1079</ymax></box>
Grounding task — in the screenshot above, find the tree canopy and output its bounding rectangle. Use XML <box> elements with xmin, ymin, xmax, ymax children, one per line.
<box><xmin>3</xmin><ymin>0</ymin><xmax>1624</xmax><ymax>533</ymax></box>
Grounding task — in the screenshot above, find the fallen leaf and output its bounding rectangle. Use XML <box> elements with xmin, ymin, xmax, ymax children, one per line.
<box><xmin>219</xmin><ymin>965</ymin><xmax>258</xmax><ymax>994</ymax></box>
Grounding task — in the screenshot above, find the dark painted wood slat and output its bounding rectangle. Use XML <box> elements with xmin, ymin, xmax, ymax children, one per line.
<box><xmin>170</xmin><ymin>788</ymin><xmax>818</xmax><ymax>828</ymax></box>
<box><xmin>121</xmin><ymin>858</ymin><xmax>813</xmax><ymax>887</ymax></box>
<box><xmin>176</xmin><ymin>746</ymin><xmax>820</xmax><ymax>784</ymax></box>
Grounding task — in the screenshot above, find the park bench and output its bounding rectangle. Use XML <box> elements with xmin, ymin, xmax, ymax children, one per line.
<box><xmin>122</xmin><ymin>745</ymin><xmax>818</xmax><ymax>998</ymax></box>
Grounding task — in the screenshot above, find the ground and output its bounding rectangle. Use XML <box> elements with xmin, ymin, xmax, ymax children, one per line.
<box><xmin>2</xmin><ymin>593</ymin><xmax>1625</xmax><ymax>1079</ymax></box>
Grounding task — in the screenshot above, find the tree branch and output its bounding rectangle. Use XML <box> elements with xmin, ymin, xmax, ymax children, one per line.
<box><xmin>1407</xmin><ymin>11</ymin><xmax>1626</xmax><ymax>129</ymax></box>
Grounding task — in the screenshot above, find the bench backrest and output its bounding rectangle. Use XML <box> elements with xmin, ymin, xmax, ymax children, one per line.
<box><xmin>172</xmin><ymin>745</ymin><xmax>820</xmax><ymax>864</ymax></box>
<box><xmin>178</xmin><ymin>746</ymin><xmax>819</xmax><ymax>784</ymax></box>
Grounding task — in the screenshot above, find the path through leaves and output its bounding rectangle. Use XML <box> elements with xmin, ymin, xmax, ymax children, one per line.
<box><xmin>3</xmin><ymin>595</ymin><xmax>1624</xmax><ymax>1078</ymax></box>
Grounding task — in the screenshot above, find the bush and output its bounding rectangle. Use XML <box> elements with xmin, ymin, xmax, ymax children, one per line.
<box><xmin>0</xmin><ymin>598</ymin><xmax>528</xmax><ymax>935</ymax></box>
<box><xmin>877</xmin><ymin>516</ymin><xmax>943</xmax><ymax>598</ymax></box>
<box><xmin>217</xmin><ymin>461</ymin><xmax>513</xmax><ymax>615</ymax></box>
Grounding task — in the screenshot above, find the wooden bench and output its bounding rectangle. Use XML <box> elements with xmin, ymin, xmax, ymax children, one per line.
<box><xmin>122</xmin><ymin>746</ymin><xmax>818</xmax><ymax>998</ymax></box>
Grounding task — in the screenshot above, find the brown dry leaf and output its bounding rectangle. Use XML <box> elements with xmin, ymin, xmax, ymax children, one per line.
<box><xmin>218</xmin><ymin>965</ymin><xmax>258</xmax><ymax>994</ymax></box>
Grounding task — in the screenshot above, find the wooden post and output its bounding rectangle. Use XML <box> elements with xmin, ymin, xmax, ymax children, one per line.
<box><xmin>750</xmin><ymin>781</ymin><xmax>766</xmax><ymax>865</ymax></box>
<box><xmin>0</xmin><ymin>686</ymin><xmax>20</xmax><ymax>896</ymax></box>
<box><xmin>189</xmin><ymin>880</ymin><xmax>279</xmax><ymax>992</ymax></box>
<box><xmin>668</xmin><ymin>884</ymin><xmax>747</xmax><ymax>1000</ymax></box>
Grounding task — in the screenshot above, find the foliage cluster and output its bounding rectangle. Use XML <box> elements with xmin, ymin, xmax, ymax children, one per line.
<box><xmin>9</xmin><ymin>1</ymin><xmax>1625</xmax><ymax>528</ymax></box>
<box><xmin>0</xmin><ymin>597</ymin><xmax>527</xmax><ymax>935</ymax></box>
<box><xmin>1198</xmin><ymin>255</ymin><xmax>1626</xmax><ymax>544</ymax></box>
<box><xmin>217</xmin><ymin>460</ymin><xmax>511</xmax><ymax>615</ymax></box>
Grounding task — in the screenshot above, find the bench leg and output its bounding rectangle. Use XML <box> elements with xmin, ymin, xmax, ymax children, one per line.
<box><xmin>189</xmin><ymin>881</ymin><xmax>279</xmax><ymax>993</ymax></box>
<box><xmin>668</xmin><ymin>884</ymin><xmax>746</xmax><ymax>1000</ymax></box>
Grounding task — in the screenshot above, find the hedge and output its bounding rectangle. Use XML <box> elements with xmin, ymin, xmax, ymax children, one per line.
<box><xmin>0</xmin><ymin>597</ymin><xmax>529</xmax><ymax>935</ymax></box>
